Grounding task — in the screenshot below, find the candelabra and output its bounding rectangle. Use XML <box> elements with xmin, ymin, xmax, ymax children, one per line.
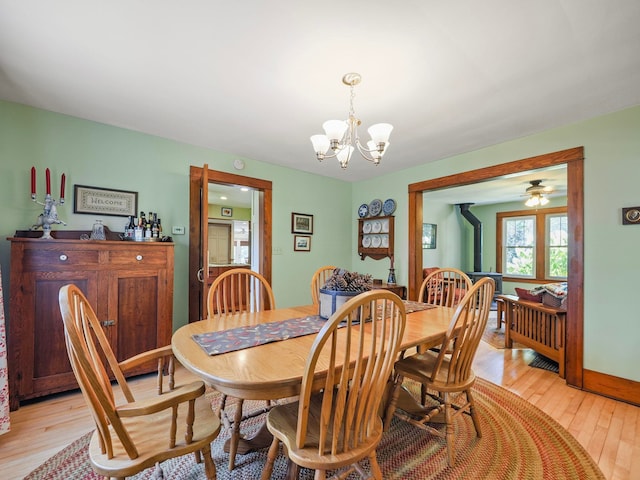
<box><xmin>30</xmin><ymin>167</ymin><xmax>66</xmax><ymax>239</ymax></box>
<box><xmin>31</xmin><ymin>194</ymin><xmax>66</xmax><ymax>239</ymax></box>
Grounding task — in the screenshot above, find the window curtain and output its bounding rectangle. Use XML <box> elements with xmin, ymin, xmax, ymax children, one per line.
<box><xmin>0</xmin><ymin>264</ymin><xmax>9</xmax><ymax>434</ymax></box>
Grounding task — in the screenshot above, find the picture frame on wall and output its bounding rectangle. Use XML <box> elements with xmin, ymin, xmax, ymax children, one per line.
<box><xmin>73</xmin><ymin>185</ymin><xmax>138</xmax><ymax>217</ymax></box>
<box><xmin>221</xmin><ymin>207</ymin><xmax>233</xmax><ymax>217</ymax></box>
<box><xmin>294</xmin><ymin>235</ymin><xmax>311</xmax><ymax>252</ymax></box>
<box><xmin>422</xmin><ymin>223</ymin><xmax>437</xmax><ymax>249</ymax></box>
<box><xmin>291</xmin><ymin>212</ymin><xmax>313</xmax><ymax>234</ymax></box>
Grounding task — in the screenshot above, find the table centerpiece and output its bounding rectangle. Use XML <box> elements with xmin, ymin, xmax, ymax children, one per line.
<box><xmin>319</xmin><ymin>268</ymin><xmax>372</xmax><ymax>319</ymax></box>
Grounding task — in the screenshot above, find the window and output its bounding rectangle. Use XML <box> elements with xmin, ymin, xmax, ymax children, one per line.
<box><xmin>547</xmin><ymin>214</ymin><xmax>568</xmax><ymax>278</ymax></box>
<box><xmin>497</xmin><ymin>207</ymin><xmax>567</xmax><ymax>282</ymax></box>
<box><xmin>503</xmin><ymin>215</ymin><xmax>535</xmax><ymax>277</ymax></box>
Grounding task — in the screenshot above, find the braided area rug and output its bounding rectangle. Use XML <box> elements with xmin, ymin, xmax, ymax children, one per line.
<box><xmin>24</xmin><ymin>378</ymin><xmax>604</xmax><ymax>479</ymax></box>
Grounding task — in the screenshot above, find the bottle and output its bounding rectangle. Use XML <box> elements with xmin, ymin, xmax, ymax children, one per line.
<box><xmin>135</xmin><ymin>211</ymin><xmax>144</xmax><ymax>241</ymax></box>
<box><xmin>124</xmin><ymin>216</ymin><xmax>131</xmax><ymax>238</ymax></box>
<box><xmin>157</xmin><ymin>218</ymin><xmax>163</xmax><ymax>237</ymax></box>
<box><xmin>139</xmin><ymin>211</ymin><xmax>146</xmax><ymax>228</ymax></box>
<box><xmin>125</xmin><ymin>216</ymin><xmax>135</xmax><ymax>239</ymax></box>
<box><xmin>145</xmin><ymin>218</ymin><xmax>152</xmax><ymax>239</ymax></box>
<box><xmin>151</xmin><ymin>215</ymin><xmax>159</xmax><ymax>238</ymax></box>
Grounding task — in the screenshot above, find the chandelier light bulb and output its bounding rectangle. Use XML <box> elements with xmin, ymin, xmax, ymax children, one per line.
<box><xmin>368</xmin><ymin>123</ymin><xmax>393</xmax><ymax>144</ymax></box>
<box><xmin>310</xmin><ymin>135</ymin><xmax>330</xmax><ymax>161</ymax></box>
<box><xmin>322</xmin><ymin>120</ymin><xmax>348</xmax><ymax>144</ymax></box>
<box><xmin>336</xmin><ymin>145</ymin><xmax>354</xmax><ymax>169</ymax></box>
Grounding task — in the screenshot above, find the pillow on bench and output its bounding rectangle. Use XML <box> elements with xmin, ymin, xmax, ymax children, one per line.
<box><xmin>515</xmin><ymin>287</ymin><xmax>543</xmax><ymax>303</ymax></box>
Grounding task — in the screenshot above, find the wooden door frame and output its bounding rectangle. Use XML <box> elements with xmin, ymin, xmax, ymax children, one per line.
<box><xmin>408</xmin><ymin>147</ymin><xmax>584</xmax><ymax>388</ymax></box>
<box><xmin>189</xmin><ymin>166</ymin><xmax>272</xmax><ymax>323</ymax></box>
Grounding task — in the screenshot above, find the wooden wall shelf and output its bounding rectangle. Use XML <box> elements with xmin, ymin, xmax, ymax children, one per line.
<box><xmin>358</xmin><ymin>215</ymin><xmax>394</xmax><ymax>261</ymax></box>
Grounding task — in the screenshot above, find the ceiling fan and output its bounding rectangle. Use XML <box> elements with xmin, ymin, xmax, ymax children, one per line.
<box><xmin>524</xmin><ymin>179</ymin><xmax>553</xmax><ymax>207</ymax></box>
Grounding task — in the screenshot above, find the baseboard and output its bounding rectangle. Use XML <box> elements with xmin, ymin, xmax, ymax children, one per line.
<box><xmin>583</xmin><ymin>369</ymin><xmax>640</xmax><ymax>406</ymax></box>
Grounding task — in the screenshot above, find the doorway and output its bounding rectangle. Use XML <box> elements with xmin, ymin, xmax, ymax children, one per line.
<box><xmin>407</xmin><ymin>147</ymin><xmax>584</xmax><ymax>388</ymax></box>
<box><xmin>188</xmin><ymin>166</ymin><xmax>272</xmax><ymax>323</ymax></box>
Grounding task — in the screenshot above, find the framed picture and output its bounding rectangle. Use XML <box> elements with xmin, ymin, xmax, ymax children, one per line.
<box><xmin>422</xmin><ymin>223</ymin><xmax>437</xmax><ymax>249</ymax></box>
<box><xmin>294</xmin><ymin>235</ymin><xmax>311</xmax><ymax>252</ymax></box>
<box><xmin>291</xmin><ymin>212</ymin><xmax>313</xmax><ymax>234</ymax></box>
<box><xmin>221</xmin><ymin>207</ymin><xmax>233</xmax><ymax>217</ymax></box>
<box><xmin>73</xmin><ymin>185</ymin><xmax>137</xmax><ymax>217</ymax></box>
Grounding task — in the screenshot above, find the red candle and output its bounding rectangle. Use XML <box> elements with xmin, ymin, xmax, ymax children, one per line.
<box><xmin>45</xmin><ymin>168</ymin><xmax>51</xmax><ymax>195</ymax></box>
<box><xmin>31</xmin><ymin>166</ymin><xmax>36</xmax><ymax>196</ymax></box>
<box><xmin>60</xmin><ymin>173</ymin><xmax>66</xmax><ymax>200</ymax></box>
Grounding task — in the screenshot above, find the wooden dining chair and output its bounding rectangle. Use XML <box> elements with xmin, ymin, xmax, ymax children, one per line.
<box><xmin>207</xmin><ymin>267</ymin><xmax>276</xmax><ymax>470</ymax></box>
<box><xmin>384</xmin><ymin>277</ymin><xmax>495</xmax><ymax>467</ymax></box>
<box><xmin>310</xmin><ymin>265</ymin><xmax>337</xmax><ymax>305</ymax></box>
<box><xmin>261</xmin><ymin>290</ymin><xmax>406</xmax><ymax>480</ymax></box>
<box><xmin>58</xmin><ymin>284</ymin><xmax>221</xmax><ymax>480</ymax></box>
<box><xmin>207</xmin><ymin>268</ymin><xmax>275</xmax><ymax>316</ymax></box>
<box><xmin>415</xmin><ymin>267</ymin><xmax>473</xmax><ymax>403</ymax></box>
<box><xmin>418</xmin><ymin>267</ymin><xmax>472</xmax><ymax>307</ymax></box>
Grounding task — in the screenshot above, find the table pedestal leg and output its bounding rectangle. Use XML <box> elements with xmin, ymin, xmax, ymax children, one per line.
<box><xmin>223</xmin><ymin>422</ymin><xmax>273</xmax><ymax>454</ymax></box>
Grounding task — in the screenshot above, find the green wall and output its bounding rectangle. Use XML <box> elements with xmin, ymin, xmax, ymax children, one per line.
<box><xmin>208</xmin><ymin>204</ymin><xmax>251</xmax><ymax>221</ymax></box>
<box><xmin>353</xmin><ymin>106</ymin><xmax>640</xmax><ymax>382</ymax></box>
<box><xmin>0</xmin><ymin>100</ymin><xmax>353</xmax><ymax>330</ymax></box>
<box><xmin>2</xmin><ymin>99</ymin><xmax>640</xmax><ymax>383</ymax></box>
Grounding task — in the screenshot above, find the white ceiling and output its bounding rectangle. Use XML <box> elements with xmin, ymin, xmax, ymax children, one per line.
<box><xmin>1</xmin><ymin>1</ymin><xmax>639</xmax><ymax>186</ymax></box>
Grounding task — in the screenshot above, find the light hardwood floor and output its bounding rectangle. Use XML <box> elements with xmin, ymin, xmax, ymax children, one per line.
<box><xmin>1</xmin><ymin>338</ymin><xmax>639</xmax><ymax>479</ymax></box>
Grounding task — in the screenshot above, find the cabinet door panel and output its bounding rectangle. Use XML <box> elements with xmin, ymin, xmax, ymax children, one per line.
<box><xmin>111</xmin><ymin>273</ymin><xmax>160</xmax><ymax>362</ymax></box>
<box><xmin>27</xmin><ymin>272</ymin><xmax>98</xmax><ymax>395</ymax></box>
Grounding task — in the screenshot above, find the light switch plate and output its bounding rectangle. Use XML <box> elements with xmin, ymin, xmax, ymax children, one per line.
<box><xmin>171</xmin><ymin>226</ymin><xmax>185</xmax><ymax>235</ymax></box>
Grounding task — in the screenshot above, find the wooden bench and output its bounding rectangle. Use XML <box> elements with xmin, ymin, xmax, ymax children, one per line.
<box><xmin>498</xmin><ymin>294</ymin><xmax>567</xmax><ymax>378</ymax></box>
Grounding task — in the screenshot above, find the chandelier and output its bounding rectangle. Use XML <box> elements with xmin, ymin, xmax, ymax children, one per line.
<box><xmin>310</xmin><ymin>73</ymin><xmax>393</xmax><ymax>169</ymax></box>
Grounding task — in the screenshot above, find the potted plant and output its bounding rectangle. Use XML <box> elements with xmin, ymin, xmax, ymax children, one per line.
<box><xmin>319</xmin><ymin>268</ymin><xmax>373</xmax><ymax>319</ymax></box>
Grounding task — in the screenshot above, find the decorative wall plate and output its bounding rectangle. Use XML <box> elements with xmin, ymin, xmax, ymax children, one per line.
<box><xmin>358</xmin><ymin>203</ymin><xmax>369</xmax><ymax>218</ymax></box>
<box><xmin>381</xmin><ymin>218</ymin><xmax>389</xmax><ymax>233</ymax></box>
<box><xmin>381</xmin><ymin>235</ymin><xmax>389</xmax><ymax>248</ymax></box>
<box><xmin>363</xmin><ymin>221</ymin><xmax>372</xmax><ymax>233</ymax></box>
<box><xmin>371</xmin><ymin>235</ymin><xmax>382</xmax><ymax>248</ymax></box>
<box><xmin>623</xmin><ymin>206</ymin><xmax>640</xmax><ymax>224</ymax></box>
<box><xmin>369</xmin><ymin>199</ymin><xmax>383</xmax><ymax>217</ymax></box>
<box><xmin>362</xmin><ymin>236</ymin><xmax>372</xmax><ymax>248</ymax></box>
<box><xmin>372</xmin><ymin>220</ymin><xmax>382</xmax><ymax>233</ymax></box>
<box><xmin>383</xmin><ymin>198</ymin><xmax>396</xmax><ymax>215</ymax></box>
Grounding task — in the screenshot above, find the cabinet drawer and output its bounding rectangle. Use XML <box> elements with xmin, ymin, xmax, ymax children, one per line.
<box><xmin>23</xmin><ymin>249</ymin><xmax>100</xmax><ymax>270</ymax></box>
<box><xmin>108</xmin><ymin>249</ymin><xmax>168</xmax><ymax>266</ymax></box>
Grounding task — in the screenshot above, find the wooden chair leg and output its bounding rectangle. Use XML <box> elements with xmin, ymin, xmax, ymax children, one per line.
<box><xmin>313</xmin><ymin>469</ymin><xmax>326</xmax><ymax>480</ymax></box>
<box><xmin>443</xmin><ymin>393</ymin><xmax>455</xmax><ymax>467</ymax></box>
<box><xmin>467</xmin><ymin>388</ymin><xmax>482</xmax><ymax>438</ymax></box>
<box><xmin>228</xmin><ymin>399</ymin><xmax>244</xmax><ymax>470</ymax></box>
<box><xmin>202</xmin><ymin>444</ymin><xmax>217</xmax><ymax>480</ymax></box>
<box><xmin>261</xmin><ymin>437</ymin><xmax>280</xmax><ymax>480</ymax></box>
<box><xmin>368</xmin><ymin>451</ymin><xmax>383</xmax><ymax>480</ymax></box>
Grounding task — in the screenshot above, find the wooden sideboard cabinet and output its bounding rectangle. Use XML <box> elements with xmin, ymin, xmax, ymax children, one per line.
<box><xmin>7</xmin><ymin>235</ymin><xmax>174</xmax><ymax>410</ymax></box>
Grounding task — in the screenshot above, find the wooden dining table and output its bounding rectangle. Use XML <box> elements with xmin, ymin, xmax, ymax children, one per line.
<box><xmin>171</xmin><ymin>302</ymin><xmax>455</xmax><ymax>453</ymax></box>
